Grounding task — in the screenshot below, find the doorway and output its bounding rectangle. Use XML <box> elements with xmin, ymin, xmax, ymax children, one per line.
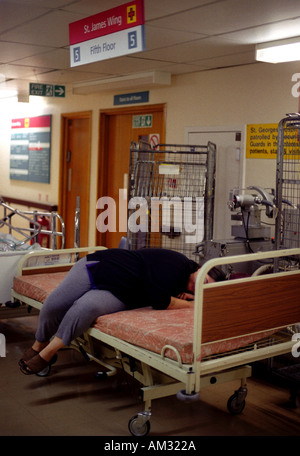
<box><xmin>59</xmin><ymin>111</ymin><xmax>92</xmax><ymax>248</ymax></box>
<box><xmin>96</xmin><ymin>104</ymin><xmax>166</xmax><ymax>248</ymax></box>
<box><xmin>185</xmin><ymin>127</ymin><xmax>245</xmax><ymax>240</ymax></box>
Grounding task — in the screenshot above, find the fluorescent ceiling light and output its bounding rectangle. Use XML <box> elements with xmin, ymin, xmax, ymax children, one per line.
<box><xmin>256</xmin><ymin>36</ymin><xmax>300</xmax><ymax>63</ymax></box>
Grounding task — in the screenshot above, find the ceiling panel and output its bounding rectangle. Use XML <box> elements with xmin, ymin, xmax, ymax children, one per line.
<box><xmin>0</xmin><ymin>2</ymin><xmax>48</xmax><ymax>33</ymax></box>
<box><xmin>62</xmin><ymin>0</ymin><xmax>127</xmax><ymax>16</ymax></box>
<box><xmin>152</xmin><ymin>0</ymin><xmax>300</xmax><ymax>35</ymax></box>
<box><xmin>145</xmin><ymin>25</ymin><xmax>205</xmax><ymax>51</ymax></box>
<box><xmin>0</xmin><ymin>0</ymin><xmax>300</xmax><ymax>95</ymax></box>
<box><xmin>193</xmin><ymin>50</ymin><xmax>256</xmax><ymax>69</ymax></box>
<box><xmin>143</xmin><ymin>0</ymin><xmax>218</xmax><ymax>21</ymax></box>
<box><xmin>138</xmin><ymin>37</ymin><xmax>254</xmax><ymax>64</ymax></box>
<box><xmin>0</xmin><ymin>42</ymin><xmax>54</xmax><ymax>65</ymax></box>
<box><xmin>7</xmin><ymin>0</ymin><xmax>75</xmax><ymax>7</ymax></box>
<box><xmin>0</xmin><ymin>63</ymin><xmax>52</xmax><ymax>79</ymax></box>
<box><xmin>153</xmin><ymin>62</ymin><xmax>208</xmax><ymax>75</ymax></box>
<box><xmin>16</xmin><ymin>48</ymin><xmax>71</xmax><ymax>70</ymax></box>
<box><xmin>223</xmin><ymin>17</ymin><xmax>300</xmax><ymax>44</ymax></box>
<box><xmin>0</xmin><ymin>10</ymin><xmax>81</xmax><ymax>47</ymax></box>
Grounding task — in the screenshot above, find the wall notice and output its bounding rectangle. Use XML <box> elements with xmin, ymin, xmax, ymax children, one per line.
<box><xmin>10</xmin><ymin>115</ymin><xmax>51</xmax><ymax>183</ymax></box>
<box><xmin>246</xmin><ymin>123</ymin><xmax>278</xmax><ymax>159</ymax></box>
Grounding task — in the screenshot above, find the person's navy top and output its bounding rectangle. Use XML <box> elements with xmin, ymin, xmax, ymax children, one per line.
<box><xmin>86</xmin><ymin>248</ymin><xmax>199</xmax><ymax>310</ymax></box>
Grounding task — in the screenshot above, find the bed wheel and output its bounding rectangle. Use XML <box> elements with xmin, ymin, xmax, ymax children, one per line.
<box><xmin>128</xmin><ymin>413</ymin><xmax>151</xmax><ymax>437</ymax></box>
<box><xmin>227</xmin><ymin>387</ymin><xmax>247</xmax><ymax>415</ymax></box>
<box><xmin>176</xmin><ymin>389</ymin><xmax>200</xmax><ymax>402</ymax></box>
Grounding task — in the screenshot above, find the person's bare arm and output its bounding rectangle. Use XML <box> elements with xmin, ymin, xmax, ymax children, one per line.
<box><xmin>177</xmin><ymin>292</ymin><xmax>194</xmax><ymax>301</ymax></box>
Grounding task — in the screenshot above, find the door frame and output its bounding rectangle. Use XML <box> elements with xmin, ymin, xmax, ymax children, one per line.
<box><xmin>185</xmin><ymin>125</ymin><xmax>246</xmax><ymax>189</ymax></box>
<box><xmin>96</xmin><ymin>104</ymin><xmax>166</xmax><ymax>246</ymax></box>
<box><xmin>185</xmin><ymin>125</ymin><xmax>246</xmax><ymax>240</ymax></box>
<box><xmin>59</xmin><ymin>111</ymin><xmax>92</xmax><ymax>246</ymax></box>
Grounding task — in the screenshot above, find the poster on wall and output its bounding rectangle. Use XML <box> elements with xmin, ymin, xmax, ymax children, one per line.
<box><xmin>10</xmin><ymin>115</ymin><xmax>51</xmax><ymax>183</ymax></box>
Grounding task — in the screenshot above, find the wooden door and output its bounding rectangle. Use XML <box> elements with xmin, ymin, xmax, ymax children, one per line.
<box><xmin>59</xmin><ymin>112</ymin><xmax>91</xmax><ymax>248</ymax></box>
<box><xmin>97</xmin><ymin>104</ymin><xmax>165</xmax><ymax>248</ymax></box>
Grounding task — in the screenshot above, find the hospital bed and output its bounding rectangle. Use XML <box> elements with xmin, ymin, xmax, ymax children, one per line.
<box><xmin>10</xmin><ymin>246</ymin><xmax>300</xmax><ymax>436</ymax></box>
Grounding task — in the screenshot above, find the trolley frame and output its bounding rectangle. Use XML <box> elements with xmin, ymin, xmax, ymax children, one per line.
<box><xmin>127</xmin><ymin>141</ymin><xmax>216</xmax><ymax>261</ymax></box>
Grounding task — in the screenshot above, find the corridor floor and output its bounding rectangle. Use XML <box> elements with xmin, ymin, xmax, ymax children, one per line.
<box><xmin>0</xmin><ymin>315</ymin><xmax>300</xmax><ymax>437</ymax></box>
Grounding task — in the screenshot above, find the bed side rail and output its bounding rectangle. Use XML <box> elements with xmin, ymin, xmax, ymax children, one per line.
<box><xmin>193</xmin><ymin>248</ymin><xmax>300</xmax><ymax>385</ymax></box>
<box><xmin>202</xmin><ymin>271</ymin><xmax>300</xmax><ymax>343</ymax></box>
<box><xmin>15</xmin><ymin>246</ymin><xmax>107</xmax><ymax>275</ymax></box>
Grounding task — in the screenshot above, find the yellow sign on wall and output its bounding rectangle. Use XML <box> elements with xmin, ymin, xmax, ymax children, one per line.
<box><xmin>247</xmin><ymin>123</ymin><xmax>300</xmax><ymax>159</ymax></box>
<box><xmin>246</xmin><ymin>123</ymin><xmax>278</xmax><ymax>159</ymax></box>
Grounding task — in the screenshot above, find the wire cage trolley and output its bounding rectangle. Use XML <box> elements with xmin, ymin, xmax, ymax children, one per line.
<box><xmin>275</xmin><ymin>114</ymin><xmax>300</xmax><ymax>253</ymax></box>
<box><xmin>126</xmin><ymin>141</ymin><xmax>216</xmax><ymax>261</ymax></box>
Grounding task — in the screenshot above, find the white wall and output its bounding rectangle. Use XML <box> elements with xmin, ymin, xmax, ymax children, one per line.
<box><xmin>0</xmin><ymin>60</ymin><xmax>299</xmax><ymax>245</ymax></box>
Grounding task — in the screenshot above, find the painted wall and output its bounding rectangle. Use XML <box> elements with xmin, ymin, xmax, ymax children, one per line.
<box><xmin>0</xmin><ymin>60</ymin><xmax>299</xmax><ymax>245</ymax></box>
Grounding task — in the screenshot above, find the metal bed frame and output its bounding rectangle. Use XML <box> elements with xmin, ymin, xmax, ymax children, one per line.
<box><xmin>0</xmin><ymin>198</ymin><xmax>65</xmax><ymax>250</ymax></box>
<box><xmin>0</xmin><ymin>198</ymin><xmax>66</xmax><ymax>315</ymax></box>
<box><xmin>10</xmin><ymin>246</ymin><xmax>300</xmax><ymax>436</ymax></box>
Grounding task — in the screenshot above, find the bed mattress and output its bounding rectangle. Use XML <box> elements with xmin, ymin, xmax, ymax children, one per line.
<box><xmin>13</xmin><ymin>272</ymin><xmax>68</xmax><ymax>303</ymax></box>
<box><xmin>94</xmin><ymin>309</ymin><xmax>274</xmax><ymax>363</ymax></box>
<box><xmin>13</xmin><ymin>272</ymin><xmax>274</xmax><ymax>364</ymax></box>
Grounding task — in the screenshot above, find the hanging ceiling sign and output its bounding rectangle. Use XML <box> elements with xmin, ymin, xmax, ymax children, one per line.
<box><xmin>69</xmin><ymin>0</ymin><xmax>145</xmax><ymax>67</ymax></box>
<box><xmin>29</xmin><ymin>83</ymin><xmax>65</xmax><ymax>98</ymax></box>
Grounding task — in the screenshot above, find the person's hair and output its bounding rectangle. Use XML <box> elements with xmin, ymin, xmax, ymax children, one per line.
<box><xmin>207</xmin><ymin>266</ymin><xmax>226</xmax><ymax>282</ymax></box>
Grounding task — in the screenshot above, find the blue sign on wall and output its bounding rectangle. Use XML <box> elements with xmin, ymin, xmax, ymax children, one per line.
<box><xmin>114</xmin><ymin>91</ymin><xmax>149</xmax><ymax>105</ymax></box>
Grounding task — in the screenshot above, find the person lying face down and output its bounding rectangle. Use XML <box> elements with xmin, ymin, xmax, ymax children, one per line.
<box><xmin>174</xmin><ymin>264</ymin><xmax>226</xmax><ymax>307</ymax></box>
<box><xmin>19</xmin><ymin>248</ymin><xmax>226</xmax><ymax>375</ymax></box>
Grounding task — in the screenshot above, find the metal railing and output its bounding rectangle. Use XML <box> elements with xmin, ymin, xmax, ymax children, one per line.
<box><xmin>0</xmin><ymin>199</ymin><xmax>65</xmax><ymax>250</ymax></box>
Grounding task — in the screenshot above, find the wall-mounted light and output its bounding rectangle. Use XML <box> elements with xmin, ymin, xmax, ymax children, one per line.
<box><xmin>256</xmin><ymin>36</ymin><xmax>300</xmax><ymax>63</ymax></box>
<box><xmin>72</xmin><ymin>71</ymin><xmax>171</xmax><ymax>94</ymax></box>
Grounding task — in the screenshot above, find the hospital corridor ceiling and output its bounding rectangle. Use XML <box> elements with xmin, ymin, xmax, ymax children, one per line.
<box><xmin>1</xmin><ymin>0</ymin><xmax>300</xmax><ymax>96</ymax></box>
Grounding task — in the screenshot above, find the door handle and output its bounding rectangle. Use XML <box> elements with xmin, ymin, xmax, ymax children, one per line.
<box><xmin>68</xmin><ymin>169</ymin><xmax>72</xmax><ymax>191</ymax></box>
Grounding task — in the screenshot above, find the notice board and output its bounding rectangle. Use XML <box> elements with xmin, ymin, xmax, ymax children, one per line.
<box><xmin>10</xmin><ymin>115</ymin><xmax>51</xmax><ymax>183</ymax></box>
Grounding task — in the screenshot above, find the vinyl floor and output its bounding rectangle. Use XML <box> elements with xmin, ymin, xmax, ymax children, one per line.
<box><xmin>0</xmin><ymin>315</ymin><xmax>300</xmax><ymax>438</ymax></box>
